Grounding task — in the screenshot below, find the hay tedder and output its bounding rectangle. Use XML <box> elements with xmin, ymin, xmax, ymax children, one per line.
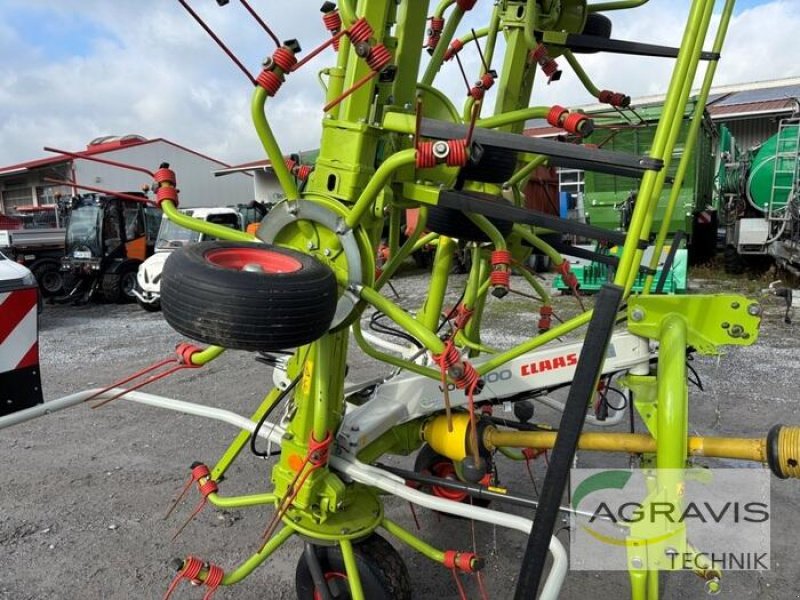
<box><xmin>5</xmin><ymin>1</ymin><xmax>800</xmax><ymax>598</ymax></box>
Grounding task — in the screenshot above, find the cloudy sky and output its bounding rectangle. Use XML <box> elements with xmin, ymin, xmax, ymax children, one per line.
<box><xmin>0</xmin><ymin>0</ymin><xmax>797</xmax><ymax>168</ymax></box>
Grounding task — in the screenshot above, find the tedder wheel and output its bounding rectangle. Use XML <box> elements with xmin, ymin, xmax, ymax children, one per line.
<box><xmin>426</xmin><ymin>195</ymin><xmax>514</xmax><ymax>243</ymax></box>
<box><xmin>161</xmin><ymin>241</ymin><xmax>338</xmax><ymax>351</ymax></box>
<box><xmin>413</xmin><ymin>444</ymin><xmax>492</xmax><ymax>509</ymax></box>
<box><xmin>574</xmin><ymin>13</ymin><xmax>613</xmax><ymax>53</ymax></box>
<box><xmin>295</xmin><ymin>534</ymin><xmax>412</xmax><ymax>600</ymax></box>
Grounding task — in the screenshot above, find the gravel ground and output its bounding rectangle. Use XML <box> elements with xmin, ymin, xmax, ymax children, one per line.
<box><xmin>1</xmin><ymin>267</ymin><xmax>798</xmax><ymax>599</ymax></box>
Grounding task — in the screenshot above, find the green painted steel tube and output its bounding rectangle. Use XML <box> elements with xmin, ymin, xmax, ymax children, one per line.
<box><xmin>382</xmin><ymin>518</ymin><xmax>446</xmax><ymax>563</ymax></box>
<box><xmin>357</xmin><ymin>286</ymin><xmax>446</xmax><ymax>354</ymax></box>
<box><xmin>563</xmin><ymin>50</ymin><xmax>602</xmax><ymax>98</ymax></box>
<box><xmin>417</xmin><ymin>236</ymin><xmax>455</xmax><ymax>331</ymax></box>
<box><xmin>588</xmin><ymin>0</ymin><xmax>650</xmax><ymax>11</ymax></box>
<box><xmin>524</xmin><ymin>0</ymin><xmax>539</xmax><ymax>50</ymax></box>
<box><xmin>220</xmin><ymin>526</ymin><xmax>294</xmax><ymax>585</ymax></box>
<box><xmin>160</xmin><ymin>200</ymin><xmax>255</xmax><ymax>243</ymax></box>
<box><xmin>611</xmin><ymin>0</ymin><xmax>710</xmax><ymax>294</ymax></box>
<box><xmin>644</xmin><ymin>0</ymin><xmax>735</xmax><ymax>293</ymax></box>
<box><xmin>512</xmin><ymin>224</ymin><xmax>564</xmax><ymax>266</ymax></box>
<box><xmin>657</xmin><ymin>314</ymin><xmax>688</xmax><ymax>469</ymax></box>
<box><xmin>433</xmin><ymin>0</ymin><xmax>456</xmax><ymax>19</ymax></box>
<box><xmin>411</xmin><ymin>231</ymin><xmax>439</xmax><ymax>254</ymax></box>
<box><xmin>338</xmin><ymin>0</ymin><xmax>357</xmax><ymax>26</ymax></box>
<box><xmin>189</xmin><ymin>345</ymin><xmax>225</xmax><ymax>366</ymax></box>
<box><xmin>251</xmin><ymin>87</ymin><xmax>300</xmax><ymax>200</ymax></box>
<box><xmin>466</xmin><ymin>214</ymin><xmax>507</xmax><ymax>250</ymax></box>
<box><xmin>482</xmin><ymin>3</ymin><xmax>502</xmax><ymax>75</ymax></box>
<box><xmin>421</xmin><ymin>5</ymin><xmax>465</xmax><ymax>86</ymax></box>
<box><xmin>351</xmin><ymin>319</ymin><xmax>441</xmax><ymax>380</ymax></box>
<box><xmin>453</xmin><ymin>27</ymin><xmax>489</xmax><ymax>53</ymax></box>
<box><xmin>477</xmin><ymin>106</ymin><xmax>551</xmax><ymax>130</ymax></box>
<box><xmin>340</xmin><ymin>539</ymin><xmax>366</xmax><ymax>600</ymax></box>
<box><xmin>515</xmin><ymin>264</ymin><xmax>552</xmax><ymax>306</ymax></box>
<box><xmin>206</xmin><ymin>491</ymin><xmax>277</xmax><ymax>509</ymax></box>
<box><xmin>626</xmin><ymin>0</ymin><xmax>714</xmax><ymax>294</ymax></box>
<box><xmin>506</xmin><ymin>155</ymin><xmax>548</xmax><ymax>188</ymax></box>
<box><xmin>376</xmin><ymin>208</ymin><xmax>429</xmax><ymax>290</ymax></box>
<box><xmin>477</xmin><ymin>310</ymin><xmax>593</xmax><ymax>376</ymax></box>
<box><xmin>345</xmin><ymin>149</ymin><xmax>417</xmax><ymax>229</ymax></box>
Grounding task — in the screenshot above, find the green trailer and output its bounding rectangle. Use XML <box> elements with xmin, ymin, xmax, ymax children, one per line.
<box><xmin>583</xmin><ymin>101</ymin><xmax>717</xmax><ymax>261</ymax></box>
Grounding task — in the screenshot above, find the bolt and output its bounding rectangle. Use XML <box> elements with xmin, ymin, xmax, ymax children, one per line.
<box><xmin>729</xmin><ymin>324</ymin><xmax>744</xmax><ymax>337</ymax></box>
<box><xmin>307</xmin><ymin>241</ymin><xmax>315</xmax><ymax>249</ymax></box>
<box><xmin>631</xmin><ymin>557</ymin><xmax>644</xmax><ymax>569</ymax></box>
<box><xmin>721</xmin><ymin>322</ymin><xmax>730</xmax><ymax>329</ymax></box>
<box><xmin>731</xmin><ymin>301</ymin><xmax>740</xmax><ymax>309</ymax></box>
<box><xmin>323</xmin><ymin>248</ymin><xmax>332</xmax><ymax>256</ymax></box>
<box><xmin>748</xmin><ymin>303</ymin><xmax>762</xmax><ymax>316</ymax></box>
<box><xmin>631</xmin><ymin>308</ymin><xmax>645</xmax><ymax>322</ymax></box>
<box><xmin>432</xmin><ymin>140</ymin><xmax>450</xmax><ymax>158</ymax></box>
<box><xmin>340</xmin><ymin>528</ymin><xmax>350</xmax><ymax>535</ymax></box>
<box><xmin>705</xmin><ymin>577</ymin><xmax>721</xmax><ymax>595</ymax></box>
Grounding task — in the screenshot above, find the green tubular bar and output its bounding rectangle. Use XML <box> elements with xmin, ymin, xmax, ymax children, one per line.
<box><xmin>220</xmin><ymin>526</ymin><xmax>295</xmax><ymax>585</ymax></box>
<box><xmin>340</xmin><ymin>539</ymin><xmax>366</xmax><ymax>600</ymax></box>
<box><xmin>643</xmin><ymin>0</ymin><xmax>735</xmax><ymax>293</ymax></box>
<box><xmin>382</xmin><ymin>518</ymin><xmax>446</xmax><ymax>563</ymax></box>
<box><xmin>612</xmin><ymin>0</ymin><xmax>710</xmax><ymax>294</ymax></box>
<box><xmin>421</xmin><ymin>4</ymin><xmax>466</xmax><ymax>86</ymax></box>
<box><xmin>206</xmin><ymin>491</ymin><xmax>277</xmax><ymax>509</ymax></box>
<box><xmin>523</xmin><ymin>0</ymin><xmax>539</xmax><ymax>50</ymax></box>
<box><xmin>351</xmin><ymin>319</ymin><xmax>442</xmax><ymax>380</ymax></box>
<box><xmin>506</xmin><ymin>154</ymin><xmax>548</xmax><ymax>189</ymax></box>
<box><xmin>411</xmin><ymin>231</ymin><xmax>439</xmax><ymax>254</ymax></box>
<box><xmin>625</xmin><ymin>0</ymin><xmax>715</xmax><ymax>294</ymax></box>
<box><xmin>189</xmin><ymin>345</ymin><xmax>225</xmax><ymax>366</ymax></box>
<box><xmin>656</xmin><ymin>314</ymin><xmax>688</xmax><ymax>469</ymax></box>
<box><xmin>466</xmin><ymin>214</ymin><xmax>507</xmax><ymax>250</ymax></box>
<box><xmin>562</xmin><ymin>49</ymin><xmax>603</xmax><ymax>99</ymax></box>
<box><xmin>417</xmin><ymin>236</ymin><xmax>455</xmax><ymax>331</ymax></box>
<box><xmin>345</xmin><ymin>149</ymin><xmax>417</xmax><ymax>229</ymax></box>
<box><xmin>512</xmin><ymin>224</ymin><xmax>565</xmax><ymax>268</ymax></box>
<box><xmin>251</xmin><ymin>87</ymin><xmax>300</xmax><ymax>200</ymax></box>
<box><xmin>433</xmin><ymin>0</ymin><xmax>455</xmax><ymax>20</ymax></box>
<box><xmin>588</xmin><ymin>0</ymin><xmax>650</xmax><ymax>11</ymax></box>
<box><xmin>376</xmin><ymin>208</ymin><xmax>429</xmax><ymax>290</ymax></box>
<box><xmin>477</xmin><ymin>106</ymin><xmax>551</xmax><ymax>130</ymax></box>
<box><xmin>515</xmin><ymin>263</ymin><xmax>552</xmax><ymax>306</ymax></box>
<box><xmin>160</xmin><ymin>200</ymin><xmax>255</xmax><ymax>243</ymax></box>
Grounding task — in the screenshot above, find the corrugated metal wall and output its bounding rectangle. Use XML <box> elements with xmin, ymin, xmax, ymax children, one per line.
<box><xmin>715</xmin><ymin>116</ymin><xmax>780</xmax><ymax>151</ymax></box>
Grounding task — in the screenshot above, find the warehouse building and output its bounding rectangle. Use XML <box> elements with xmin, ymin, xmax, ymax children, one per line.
<box><xmin>0</xmin><ymin>135</ymin><xmax>254</xmax><ymax>214</ymax></box>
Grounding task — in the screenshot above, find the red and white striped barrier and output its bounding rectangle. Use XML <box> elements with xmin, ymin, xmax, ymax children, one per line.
<box><xmin>0</xmin><ymin>286</ymin><xmax>43</xmax><ymax>416</ymax></box>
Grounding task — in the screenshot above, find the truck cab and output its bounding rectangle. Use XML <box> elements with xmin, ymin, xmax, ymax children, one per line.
<box><xmin>62</xmin><ymin>193</ymin><xmax>160</xmax><ymax>303</ymax></box>
<box><xmin>133</xmin><ymin>207</ymin><xmax>243</xmax><ymax>311</ymax></box>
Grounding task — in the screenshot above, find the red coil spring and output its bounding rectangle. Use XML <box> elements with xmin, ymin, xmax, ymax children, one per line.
<box><xmin>416</xmin><ymin>141</ymin><xmax>437</xmax><ymax>168</ymax></box>
<box><xmin>284</xmin><ymin>157</ymin><xmax>297</xmax><ymax>172</ymax></box>
<box><xmin>453</xmin><ymin>360</ymin><xmax>480</xmax><ymax>391</ymax></box>
<box><xmin>444</xmin><ymin>550</ymin><xmax>478</xmax><ymax>573</ymax></box>
<box><xmin>454</xmin><ymin>304</ymin><xmax>474</xmax><ymax>331</ymax></box>
<box><xmin>156</xmin><ymin>186</ymin><xmax>179</xmax><ymax>207</ymax></box>
<box><xmin>446</xmin><ymin>139</ymin><xmax>468</xmax><ymax>167</ymax></box>
<box><xmin>347</xmin><ymin>17</ymin><xmax>374</xmax><ymax>44</ymax></box>
<box><xmin>433</xmin><ymin>342</ymin><xmax>461</xmax><ymax>370</ymax></box>
<box><xmin>154</xmin><ymin>167</ymin><xmax>176</xmax><ymax>184</ymax></box>
<box><xmin>558</xmin><ymin>261</ymin><xmax>578</xmax><ymax>288</ymax></box>
<box><xmin>427</xmin><ymin>16</ymin><xmax>445</xmax><ymax>50</ymax></box>
<box><xmin>202</xmin><ymin>565</ymin><xmax>224</xmax><ymax>600</ymax></box>
<box><xmin>490</xmin><ymin>270</ymin><xmax>510</xmax><ymax>288</ymax></box>
<box><xmin>562</xmin><ymin>111</ymin><xmax>587</xmax><ymax>135</ymax></box>
<box><xmin>599</xmin><ymin>89</ymin><xmax>630</xmax><ymax>107</ymax></box>
<box><xmin>456</xmin><ymin>0</ymin><xmax>478</xmax><ymax>10</ymax></box>
<box><xmin>541</xmin><ymin>58</ymin><xmax>560</xmax><ymax>79</ymax></box>
<box><xmin>322</xmin><ymin>10</ymin><xmax>342</xmax><ymax>50</ymax></box>
<box><xmin>531</xmin><ymin>44</ymin><xmax>548</xmax><ymax>63</ymax></box>
<box><xmin>295</xmin><ymin>164</ymin><xmax>313</xmax><ymax>180</ymax></box>
<box><xmin>547</xmin><ymin>105</ymin><xmax>567</xmax><ymax>127</ymax></box>
<box><xmin>491</xmin><ymin>249</ymin><xmax>512</xmax><ymax>267</ymax></box>
<box><xmin>366</xmin><ymin>44</ymin><xmax>391</xmax><ymax>71</ymax></box>
<box><xmin>538</xmin><ymin>305</ymin><xmax>553</xmax><ymax>332</ymax></box>
<box><xmin>256</xmin><ymin>69</ymin><xmax>283</xmax><ymax>96</ymax></box>
<box><xmin>272</xmin><ymin>46</ymin><xmax>297</xmax><ymax>72</ymax></box>
<box><xmin>308</xmin><ymin>431</ymin><xmax>332</xmax><ymax>466</ymax></box>
<box><xmin>444</xmin><ymin>38</ymin><xmax>464</xmax><ymax>61</ymax></box>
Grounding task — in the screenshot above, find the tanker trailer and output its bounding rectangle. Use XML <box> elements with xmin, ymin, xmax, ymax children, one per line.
<box><xmin>717</xmin><ymin>117</ymin><xmax>800</xmax><ymax>274</ymax></box>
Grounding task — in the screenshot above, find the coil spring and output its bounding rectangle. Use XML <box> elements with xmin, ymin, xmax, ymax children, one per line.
<box><xmin>272</xmin><ymin>47</ymin><xmax>297</xmax><ymax>72</ymax></box>
<box><xmin>322</xmin><ymin>10</ymin><xmax>342</xmax><ymax>50</ymax></box>
<box><xmin>154</xmin><ymin>167</ymin><xmax>177</xmax><ymax>184</ymax></box>
<box><xmin>562</xmin><ymin>111</ymin><xmax>587</xmax><ymax>135</ymax></box>
<box><xmin>366</xmin><ymin>44</ymin><xmax>391</xmax><ymax>71</ymax></box>
<box><xmin>256</xmin><ymin>69</ymin><xmax>283</xmax><ymax>96</ymax></box>
<box><xmin>547</xmin><ymin>105</ymin><xmax>568</xmax><ymax>128</ymax></box>
<box><xmin>348</xmin><ymin>17</ymin><xmax>373</xmax><ymax>44</ymax></box>
<box><xmin>426</xmin><ymin>16</ymin><xmax>445</xmax><ymax>50</ymax></box>
<box><xmin>444</xmin><ymin>38</ymin><xmax>464</xmax><ymax>62</ymax></box>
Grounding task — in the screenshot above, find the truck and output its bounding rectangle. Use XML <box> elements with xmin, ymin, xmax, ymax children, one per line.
<box><xmin>61</xmin><ymin>192</ymin><xmax>161</xmax><ymax>303</ymax></box>
<box><xmin>716</xmin><ymin>117</ymin><xmax>800</xmax><ymax>275</ymax></box>
<box><xmin>0</xmin><ymin>205</ymin><xmax>69</xmax><ymax>297</ymax></box>
<box><xmin>133</xmin><ymin>207</ymin><xmax>244</xmax><ymax>311</ymax></box>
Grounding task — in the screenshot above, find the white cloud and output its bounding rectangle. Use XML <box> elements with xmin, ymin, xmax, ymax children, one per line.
<box><xmin>0</xmin><ymin>1</ymin><xmax>797</xmax><ymax>168</ymax></box>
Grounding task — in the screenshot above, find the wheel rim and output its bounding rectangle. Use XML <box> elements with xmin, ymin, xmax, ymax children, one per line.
<box><xmin>121</xmin><ymin>272</ymin><xmax>137</xmax><ymax>297</ymax></box>
<box><xmin>313</xmin><ymin>572</ymin><xmax>348</xmax><ymax>600</ymax></box>
<box><xmin>429</xmin><ymin>461</ymin><xmax>469</xmax><ymax>502</ymax></box>
<box><xmin>40</xmin><ymin>271</ymin><xmax>63</xmax><ymax>293</ymax></box>
<box><xmin>205</xmin><ymin>247</ymin><xmax>302</xmax><ymax>273</ymax></box>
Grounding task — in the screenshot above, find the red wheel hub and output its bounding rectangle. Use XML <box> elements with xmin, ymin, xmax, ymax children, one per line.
<box><xmin>430</xmin><ymin>461</ymin><xmax>469</xmax><ymax>502</ymax></box>
<box><xmin>205</xmin><ymin>248</ymin><xmax>302</xmax><ymax>273</ymax></box>
<box><xmin>313</xmin><ymin>571</ymin><xmax>348</xmax><ymax>600</ymax></box>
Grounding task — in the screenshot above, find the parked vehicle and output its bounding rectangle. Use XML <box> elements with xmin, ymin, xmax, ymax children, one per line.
<box><xmin>61</xmin><ymin>193</ymin><xmax>161</xmax><ymax>303</ymax></box>
<box><xmin>0</xmin><ymin>204</ymin><xmax>69</xmax><ymax>297</ymax></box>
<box><xmin>134</xmin><ymin>207</ymin><xmax>243</xmax><ymax>311</ymax></box>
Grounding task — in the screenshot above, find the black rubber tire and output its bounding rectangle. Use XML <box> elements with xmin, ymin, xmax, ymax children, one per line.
<box><xmin>32</xmin><ymin>262</ymin><xmax>64</xmax><ymax>297</ymax></box>
<box><xmin>118</xmin><ymin>266</ymin><xmax>139</xmax><ymax>304</ymax></box>
<box><xmin>295</xmin><ymin>534</ymin><xmax>412</xmax><ymax>600</ymax></box>
<box><xmin>574</xmin><ymin>13</ymin><xmax>612</xmax><ymax>54</ymax></box>
<box><xmin>461</xmin><ymin>145</ymin><xmax>518</xmax><ymax>184</ymax></box>
<box><xmin>100</xmin><ymin>273</ymin><xmax>122</xmax><ymax>303</ymax></box>
<box><xmin>426</xmin><ymin>195</ymin><xmax>514</xmax><ymax>243</ymax></box>
<box><xmin>161</xmin><ymin>241</ymin><xmax>337</xmax><ymax>351</ymax></box>
<box><xmin>413</xmin><ymin>444</ymin><xmax>491</xmax><ymax>509</ymax></box>
<box><xmin>723</xmin><ymin>245</ymin><xmax>745</xmax><ymax>275</ymax></box>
